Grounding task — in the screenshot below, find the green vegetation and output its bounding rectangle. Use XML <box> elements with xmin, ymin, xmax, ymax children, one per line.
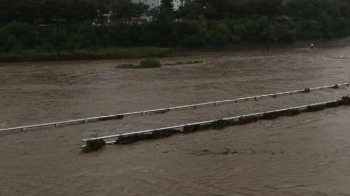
<box><xmin>116</xmin><ymin>58</ymin><xmax>162</xmax><ymax>69</ymax></box>
<box><xmin>1</xmin><ymin>0</ymin><xmax>350</xmax><ymax>62</ymax></box>
<box><xmin>139</xmin><ymin>59</ymin><xmax>161</xmax><ymax>68</ymax></box>
<box><xmin>0</xmin><ymin>47</ymin><xmax>174</xmax><ymax>63</ymax></box>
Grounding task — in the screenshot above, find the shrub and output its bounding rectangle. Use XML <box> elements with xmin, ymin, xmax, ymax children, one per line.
<box><xmin>174</xmin><ymin>20</ymin><xmax>209</xmax><ymax>47</ymax></box>
<box><xmin>4</xmin><ymin>35</ymin><xmax>23</xmax><ymax>53</ymax></box>
<box><xmin>139</xmin><ymin>58</ymin><xmax>161</xmax><ymax>68</ymax></box>
<box><xmin>210</xmin><ymin>23</ymin><xmax>232</xmax><ymax>44</ymax></box>
<box><xmin>0</xmin><ymin>22</ymin><xmax>41</xmax><ymax>50</ymax></box>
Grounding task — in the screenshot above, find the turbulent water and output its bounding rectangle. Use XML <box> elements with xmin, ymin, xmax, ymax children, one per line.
<box><xmin>1</xmin><ymin>47</ymin><xmax>350</xmax><ymax>196</ymax></box>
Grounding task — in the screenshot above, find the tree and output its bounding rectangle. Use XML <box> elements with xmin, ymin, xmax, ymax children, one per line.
<box><xmin>92</xmin><ymin>0</ymin><xmax>113</xmax><ymax>24</ymax></box>
<box><xmin>0</xmin><ymin>0</ymin><xmax>40</xmax><ymax>24</ymax></box>
<box><xmin>161</xmin><ymin>0</ymin><xmax>175</xmax><ymax>12</ymax></box>
<box><xmin>132</xmin><ymin>3</ymin><xmax>150</xmax><ymax>22</ymax></box>
<box><xmin>112</xmin><ymin>0</ymin><xmax>149</xmax><ymax>22</ymax></box>
<box><xmin>152</xmin><ymin>0</ymin><xmax>175</xmax><ymax>22</ymax></box>
<box><xmin>245</xmin><ymin>0</ymin><xmax>284</xmax><ymax>16</ymax></box>
<box><xmin>0</xmin><ymin>22</ymin><xmax>41</xmax><ymax>51</ymax></box>
<box><xmin>177</xmin><ymin>2</ymin><xmax>206</xmax><ymax>20</ymax></box>
<box><xmin>64</xmin><ymin>0</ymin><xmax>97</xmax><ymax>24</ymax></box>
<box><xmin>152</xmin><ymin>0</ymin><xmax>176</xmax><ymax>46</ymax></box>
<box><xmin>285</xmin><ymin>0</ymin><xmax>342</xmax><ymax>19</ymax></box>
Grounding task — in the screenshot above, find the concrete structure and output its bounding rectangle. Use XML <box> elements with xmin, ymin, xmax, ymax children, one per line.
<box><xmin>131</xmin><ymin>0</ymin><xmax>184</xmax><ymax>10</ymax></box>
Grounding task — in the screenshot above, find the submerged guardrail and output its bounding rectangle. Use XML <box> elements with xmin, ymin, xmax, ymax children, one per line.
<box><xmin>1</xmin><ymin>83</ymin><xmax>348</xmax><ymax>134</ymax></box>
<box><xmin>81</xmin><ymin>96</ymin><xmax>350</xmax><ymax>152</ymax></box>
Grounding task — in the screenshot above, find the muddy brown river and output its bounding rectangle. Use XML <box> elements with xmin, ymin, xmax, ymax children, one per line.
<box><xmin>1</xmin><ymin>47</ymin><xmax>350</xmax><ymax>195</ymax></box>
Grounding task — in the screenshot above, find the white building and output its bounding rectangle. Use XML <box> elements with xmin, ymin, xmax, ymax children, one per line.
<box><xmin>131</xmin><ymin>0</ymin><xmax>184</xmax><ymax>10</ymax></box>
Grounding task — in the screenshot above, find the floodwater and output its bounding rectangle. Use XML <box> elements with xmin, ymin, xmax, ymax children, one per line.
<box><xmin>1</xmin><ymin>47</ymin><xmax>350</xmax><ymax>196</ymax></box>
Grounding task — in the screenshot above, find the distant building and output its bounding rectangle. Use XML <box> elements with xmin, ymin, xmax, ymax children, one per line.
<box><xmin>131</xmin><ymin>0</ymin><xmax>184</xmax><ymax>10</ymax></box>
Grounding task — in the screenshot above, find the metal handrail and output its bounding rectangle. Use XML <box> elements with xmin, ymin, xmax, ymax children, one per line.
<box><xmin>1</xmin><ymin>83</ymin><xmax>348</xmax><ymax>133</ymax></box>
<box><xmin>81</xmin><ymin>98</ymin><xmax>344</xmax><ymax>147</ymax></box>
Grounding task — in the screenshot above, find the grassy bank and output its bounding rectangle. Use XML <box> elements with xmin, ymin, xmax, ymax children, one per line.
<box><xmin>0</xmin><ymin>47</ymin><xmax>174</xmax><ymax>63</ymax></box>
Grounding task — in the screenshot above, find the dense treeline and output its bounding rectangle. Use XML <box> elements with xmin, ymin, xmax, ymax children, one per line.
<box><xmin>178</xmin><ymin>0</ymin><xmax>350</xmax><ymax>20</ymax></box>
<box><xmin>1</xmin><ymin>0</ymin><xmax>350</xmax><ymax>54</ymax></box>
<box><xmin>1</xmin><ymin>0</ymin><xmax>350</xmax><ymax>24</ymax></box>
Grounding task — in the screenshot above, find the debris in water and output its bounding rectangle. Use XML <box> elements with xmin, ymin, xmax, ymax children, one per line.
<box><xmin>82</xmin><ymin>139</ymin><xmax>106</xmax><ymax>153</ymax></box>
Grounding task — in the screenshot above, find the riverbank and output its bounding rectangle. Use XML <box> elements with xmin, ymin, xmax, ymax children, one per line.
<box><xmin>0</xmin><ymin>47</ymin><xmax>175</xmax><ymax>63</ymax></box>
<box><xmin>1</xmin><ymin>37</ymin><xmax>350</xmax><ymax>63</ymax></box>
<box><xmin>177</xmin><ymin>37</ymin><xmax>350</xmax><ymax>52</ymax></box>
